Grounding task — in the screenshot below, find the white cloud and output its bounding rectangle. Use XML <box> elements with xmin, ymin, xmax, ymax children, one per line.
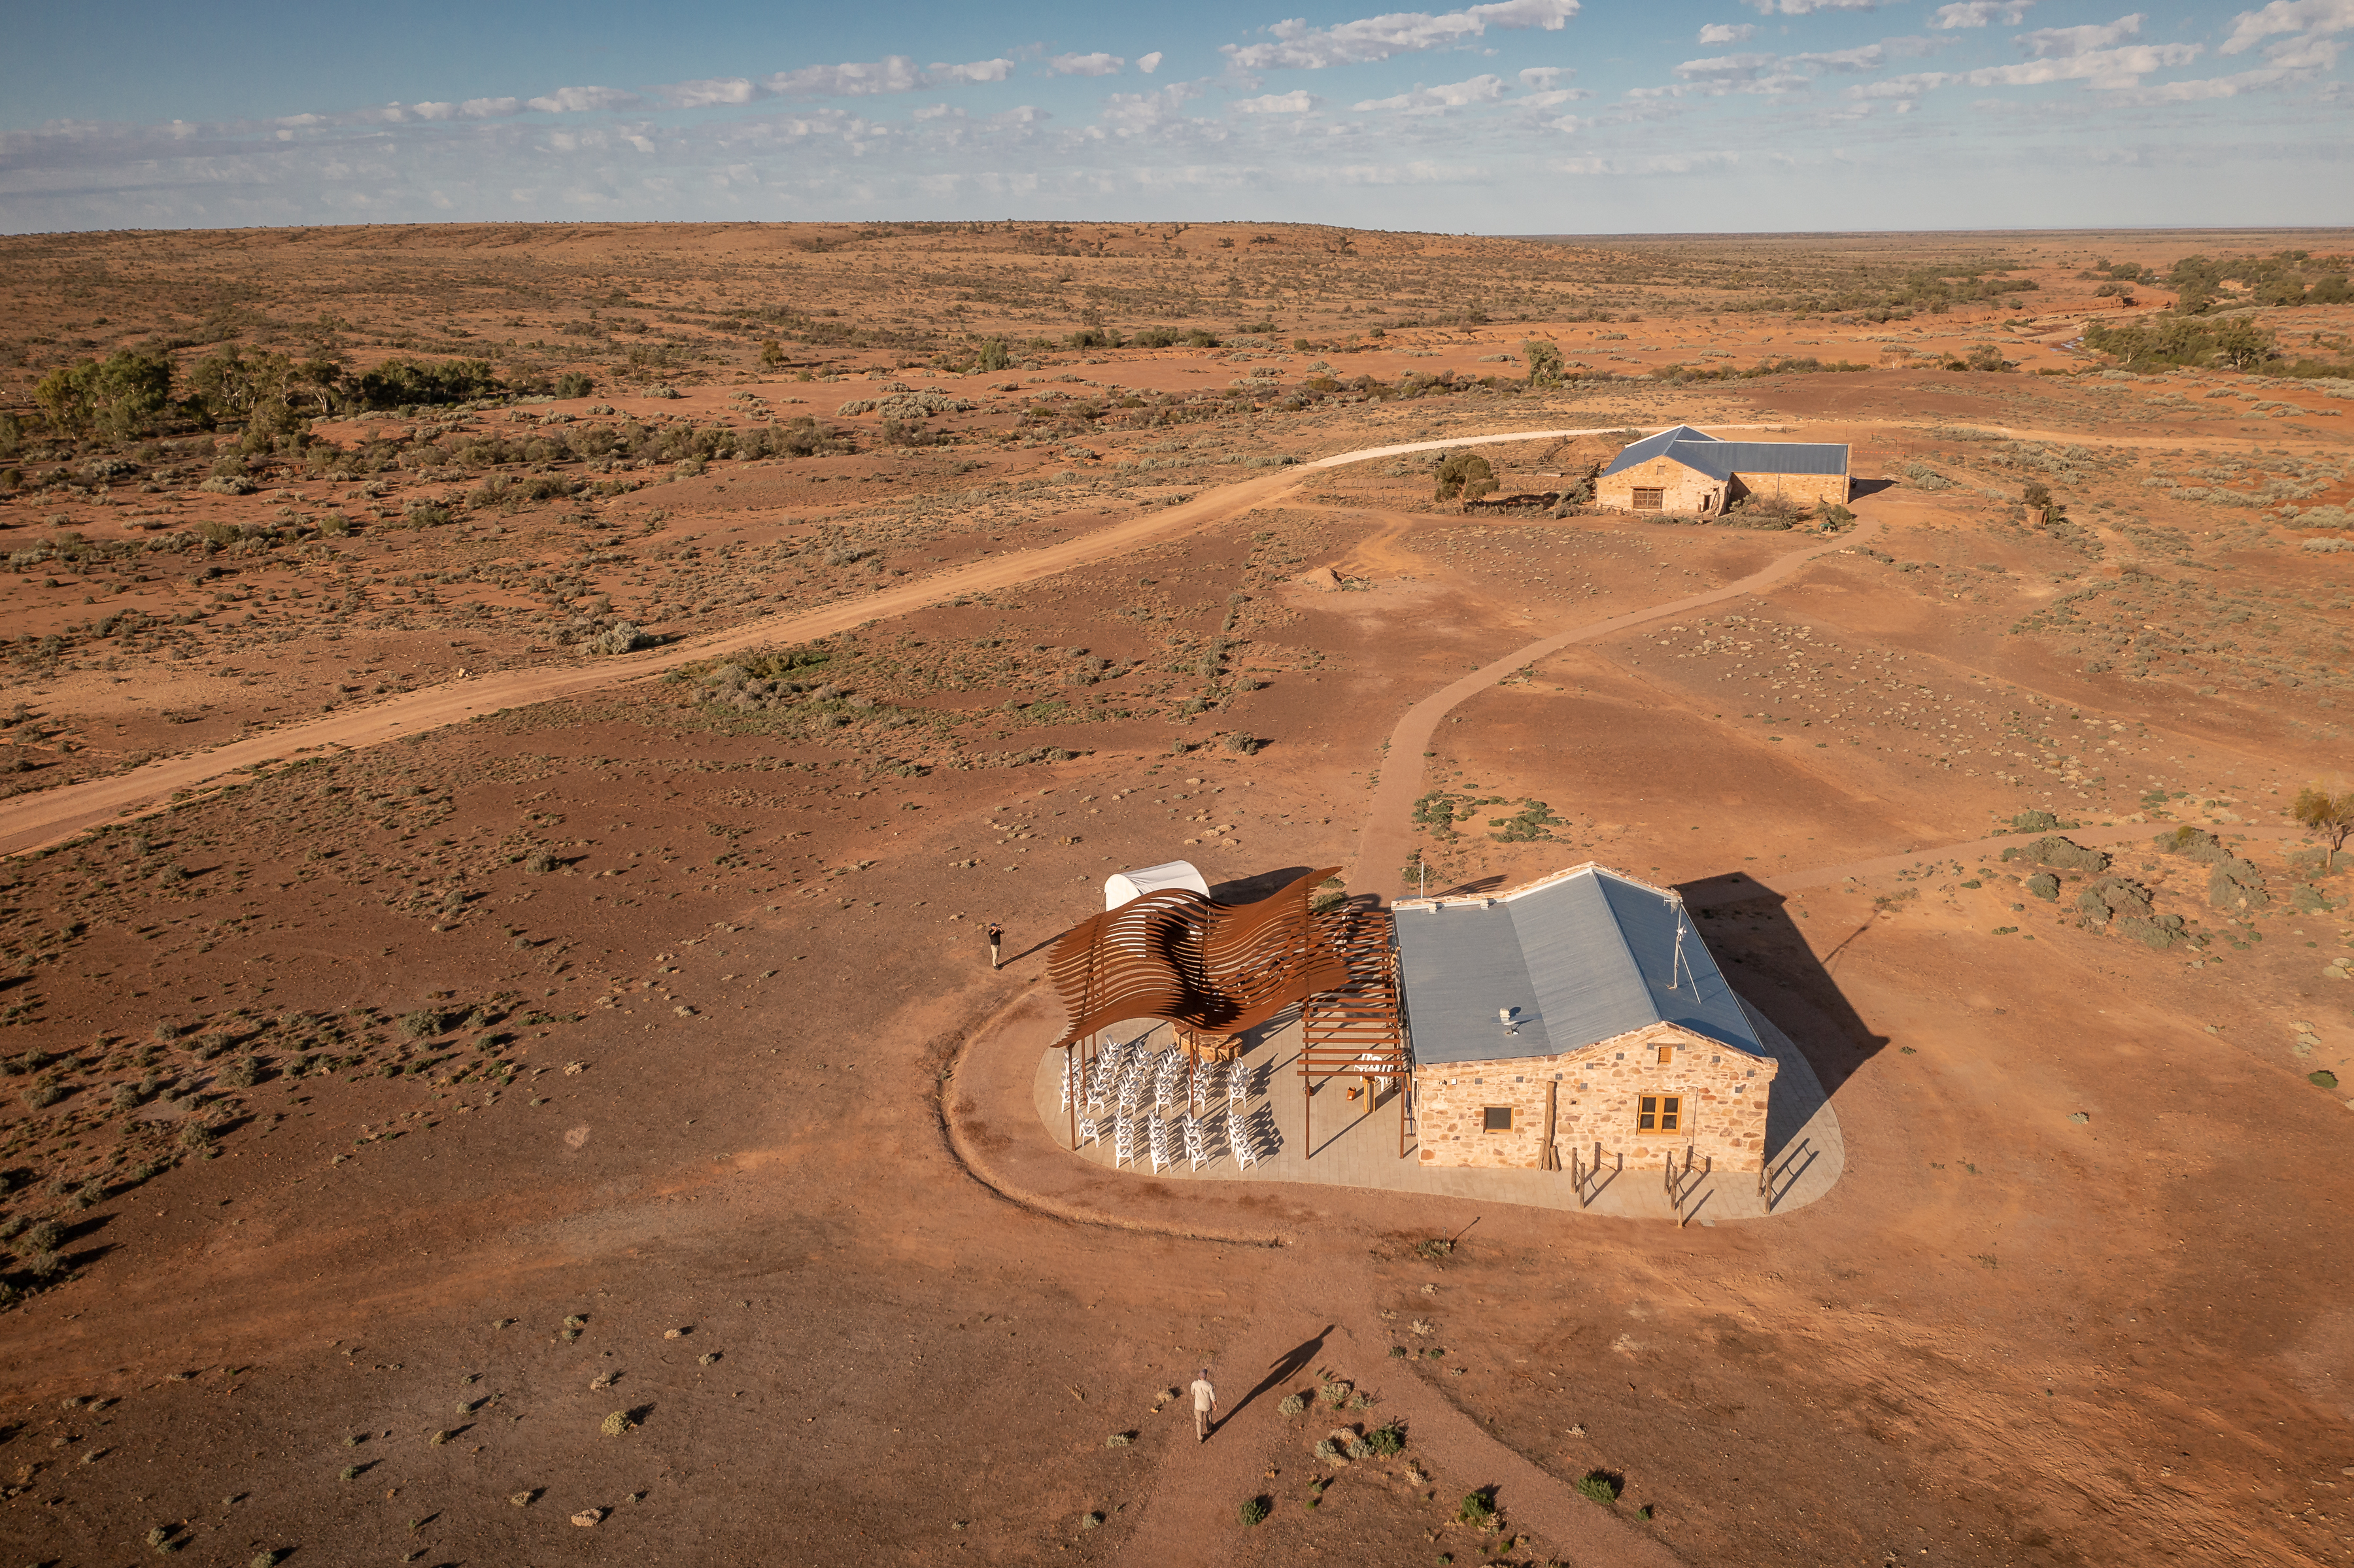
<box><xmin>1138</xmin><ymin>50</ymin><xmax>1166</xmax><ymax>73</ymax></box>
<box><xmin>1519</xmin><ymin>65</ymin><xmax>1569</xmax><ymax>87</ymax></box>
<box><xmin>1699</xmin><ymin>22</ymin><xmax>1762</xmax><ymax>41</ymax></box>
<box><xmin>2107</xmin><ymin>54</ymin><xmax>2330</xmax><ymax>96</ymax></box>
<box><xmin>1222</xmin><ymin>0</ymin><xmax>1578</xmax><ymax>71</ymax></box>
<box><xmin>1521</xmin><ymin>87</ymin><xmax>1590</xmax><ymax>104</ymax></box>
<box><xmin>657</xmin><ymin>77</ymin><xmax>760</xmax><ymax>108</ymax></box>
<box><xmin>1745</xmin><ymin>0</ymin><xmax>1877</xmax><ymax>14</ymax></box>
<box><xmin>2223</xmin><ymin>0</ymin><xmax>2354</xmax><ymax>52</ymax></box>
<box><xmin>524</xmin><ymin>85</ymin><xmax>641</xmax><ymax>113</ymax></box>
<box><xmin>1979</xmin><ymin>39</ymin><xmax>2198</xmax><ymax>82</ymax></box>
<box><xmin>930</xmin><ymin>58</ymin><xmax>1015</xmax><ymax>82</ymax></box>
<box><xmin>1051</xmin><ymin>52</ymin><xmax>1127</xmax><ymax>76</ymax></box>
<box><xmin>1352</xmin><ymin>72</ymin><xmax>1508</xmax><ymax>111</ymax></box>
<box><xmin>912</xmin><ymin>102</ymin><xmax>956</xmax><ymax>120</ymax></box>
<box><xmin>1233</xmin><ymin>89</ymin><xmax>1323</xmax><ymax>111</ymax></box>
<box><xmin>1932</xmin><ymin>0</ymin><xmax>2033</xmax><ymax>26</ymax></box>
<box><xmin>760</xmin><ymin>57</ymin><xmax>925</xmax><ymax>95</ymax></box>
<box><xmin>2019</xmin><ymin>13</ymin><xmax>2143</xmax><ymax>58</ymax></box>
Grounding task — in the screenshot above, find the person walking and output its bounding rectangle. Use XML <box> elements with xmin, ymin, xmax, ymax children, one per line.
<box><xmin>1189</xmin><ymin>1367</ymin><xmax>1218</xmax><ymax>1442</ymax></box>
<box><xmin>986</xmin><ymin>922</ymin><xmax>1004</xmax><ymax>969</ymax></box>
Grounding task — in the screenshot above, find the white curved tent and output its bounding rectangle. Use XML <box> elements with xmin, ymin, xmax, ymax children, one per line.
<box><xmin>1105</xmin><ymin>859</ymin><xmax>1210</xmax><ymax>910</ymax></box>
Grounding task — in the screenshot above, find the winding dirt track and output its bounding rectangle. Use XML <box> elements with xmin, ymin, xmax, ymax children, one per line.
<box><xmin>1347</xmin><ymin>515</ymin><xmax>1886</xmax><ymax>895</ymax></box>
<box><xmin>0</xmin><ymin>424</ymin><xmax>1690</xmax><ymax>861</ymax></box>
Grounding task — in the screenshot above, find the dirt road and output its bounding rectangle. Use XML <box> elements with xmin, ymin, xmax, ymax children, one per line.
<box><xmin>1348</xmin><ymin>515</ymin><xmax>1888</xmax><ymax>895</ymax></box>
<box><xmin>0</xmin><ymin>424</ymin><xmax>1688</xmax><ymax>861</ymax></box>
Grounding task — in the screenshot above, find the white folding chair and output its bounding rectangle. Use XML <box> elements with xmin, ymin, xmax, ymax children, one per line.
<box><xmin>1113</xmin><ymin>1114</ymin><xmax>1135</xmax><ymax>1168</ymax></box>
<box><xmin>1182</xmin><ymin>1113</ymin><xmax>1207</xmax><ymax>1170</ymax></box>
<box><xmin>1228</xmin><ymin>1108</ymin><xmax>1257</xmax><ymax>1170</ymax></box>
<box><xmin>1078</xmin><ymin>1116</ymin><xmax>1102</xmax><ymax>1147</ymax></box>
<box><xmin>1148</xmin><ymin>1116</ymin><xmax>1173</xmax><ymax>1174</ymax></box>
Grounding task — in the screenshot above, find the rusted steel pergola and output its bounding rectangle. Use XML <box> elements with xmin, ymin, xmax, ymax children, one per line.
<box><xmin>1046</xmin><ymin>868</ymin><xmax>1413</xmax><ymax>1161</ymax></box>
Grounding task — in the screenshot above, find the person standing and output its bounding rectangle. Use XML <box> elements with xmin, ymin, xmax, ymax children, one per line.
<box><xmin>1189</xmin><ymin>1367</ymin><xmax>1218</xmax><ymax>1442</ymax></box>
<box><xmin>986</xmin><ymin>921</ymin><xmax>1004</xmax><ymax>969</ymax></box>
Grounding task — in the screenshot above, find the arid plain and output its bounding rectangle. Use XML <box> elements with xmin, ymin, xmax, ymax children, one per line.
<box><xmin>1</xmin><ymin>222</ymin><xmax>2352</xmax><ymax>1567</ymax></box>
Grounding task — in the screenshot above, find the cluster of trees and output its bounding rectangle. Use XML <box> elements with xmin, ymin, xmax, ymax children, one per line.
<box><xmin>2166</xmin><ymin>252</ymin><xmax>2350</xmax><ymax>315</ymax></box>
<box><xmin>1727</xmin><ymin>265</ymin><xmax>2039</xmax><ymax>318</ymax></box>
<box><xmin>2081</xmin><ymin>314</ymin><xmax>2279</xmax><ymax>371</ymax></box>
<box><xmin>29</xmin><ymin>346</ymin><xmax>592</xmax><ymax>445</ymax></box>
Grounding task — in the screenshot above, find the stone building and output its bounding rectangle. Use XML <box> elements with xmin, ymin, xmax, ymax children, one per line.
<box><xmin>1593</xmin><ymin>424</ymin><xmax>1849</xmax><ymax>516</ymax></box>
<box><xmin>1393</xmin><ymin>863</ymin><xmax>1777</xmax><ymax>1172</ymax></box>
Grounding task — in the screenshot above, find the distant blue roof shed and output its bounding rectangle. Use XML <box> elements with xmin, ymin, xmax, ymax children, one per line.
<box><xmin>1600</xmin><ymin>425</ymin><xmax>1849</xmax><ymax>482</ymax></box>
<box><xmin>1392</xmin><ymin>864</ymin><xmax>1765</xmax><ymax>1066</ymax></box>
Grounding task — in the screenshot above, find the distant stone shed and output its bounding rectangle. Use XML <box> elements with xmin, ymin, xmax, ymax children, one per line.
<box><xmin>1595</xmin><ymin>424</ymin><xmax>1849</xmax><ymax>515</ymax></box>
<box><xmin>1394</xmin><ymin>864</ymin><xmax>1777</xmax><ymax>1173</ymax></box>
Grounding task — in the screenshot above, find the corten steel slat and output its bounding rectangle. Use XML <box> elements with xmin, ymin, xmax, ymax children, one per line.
<box><xmin>1046</xmin><ymin>866</ymin><xmax>1350</xmax><ymax>1050</ymax></box>
<box><xmin>1299</xmin><ymin>905</ymin><xmax>1412</xmax><ymax>1158</ymax></box>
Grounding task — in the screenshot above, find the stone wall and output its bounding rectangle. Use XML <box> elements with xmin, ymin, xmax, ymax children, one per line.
<box><xmin>1594</xmin><ymin>454</ymin><xmax>1724</xmax><ymax>515</ymax></box>
<box><xmin>1728</xmin><ymin>468</ymin><xmax>1850</xmax><ymax>510</ymax></box>
<box><xmin>1416</xmin><ymin>1021</ymin><xmax>1777</xmax><ymax>1172</ymax></box>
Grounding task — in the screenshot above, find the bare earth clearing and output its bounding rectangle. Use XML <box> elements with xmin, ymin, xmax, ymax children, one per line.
<box><xmin>1</xmin><ymin>224</ymin><xmax>2352</xmax><ymax>1568</ymax></box>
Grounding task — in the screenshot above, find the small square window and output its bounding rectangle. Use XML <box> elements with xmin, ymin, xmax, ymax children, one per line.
<box><xmin>1482</xmin><ymin>1106</ymin><xmax>1514</xmax><ymax>1133</ymax></box>
<box><xmin>1656</xmin><ymin>1043</ymin><xmax>1674</xmax><ymax>1066</ymax></box>
<box><xmin>1636</xmin><ymin>1095</ymin><xmax>1682</xmax><ymax>1134</ymax></box>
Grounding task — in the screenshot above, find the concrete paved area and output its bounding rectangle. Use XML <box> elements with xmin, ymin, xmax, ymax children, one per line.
<box><xmin>1031</xmin><ymin>991</ymin><xmax>1842</xmax><ymax>1225</ymax></box>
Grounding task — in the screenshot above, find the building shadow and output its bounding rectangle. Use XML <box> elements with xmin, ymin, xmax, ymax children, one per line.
<box><xmin>1851</xmin><ymin>477</ymin><xmax>1899</xmax><ymax>500</ymax></box>
<box><xmin>1208</xmin><ymin>865</ymin><xmax>1320</xmax><ymax>903</ymax></box>
<box><xmin>1677</xmin><ymin>871</ymin><xmax>1888</xmax><ymax>1106</ymax></box>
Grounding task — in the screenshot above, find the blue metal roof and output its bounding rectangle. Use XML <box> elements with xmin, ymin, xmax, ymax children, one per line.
<box><xmin>1394</xmin><ymin>866</ymin><xmax>1765</xmax><ymax>1066</ymax></box>
<box><xmin>1599</xmin><ymin>427</ymin><xmax>1849</xmax><ymax>481</ymax></box>
<box><xmin>1597</xmin><ymin>424</ymin><xmax>1715</xmax><ymax>479</ymax></box>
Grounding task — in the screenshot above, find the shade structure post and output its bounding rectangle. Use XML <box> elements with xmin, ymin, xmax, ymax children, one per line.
<box><xmin>1068</xmin><ymin>1042</ymin><xmax>1080</xmax><ymax>1150</ymax></box>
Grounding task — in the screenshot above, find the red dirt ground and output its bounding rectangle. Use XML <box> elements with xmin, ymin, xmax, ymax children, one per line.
<box><xmin>3</xmin><ymin>225</ymin><xmax>2353</xmax><ymax>1568</ymax></box>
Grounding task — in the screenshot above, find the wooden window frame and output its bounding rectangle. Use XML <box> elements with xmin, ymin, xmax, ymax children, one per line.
<box><xmin>1482</xmin><ymin>1106</ymin><xmax>1514</xmax><ymax>1133</ymax></box>
<box><xmin>1635</xmin><ymin>1094</ymin><xmax>1683</xmax><ymax>1135</ymax></box>
<box><xmin>1631</xmin><ymin>487</ymin><xmax>1665</xmax><ymax>511</ymax></box>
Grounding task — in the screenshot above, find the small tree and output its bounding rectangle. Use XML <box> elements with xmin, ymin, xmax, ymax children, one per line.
<box><xmin>1434</xmin><ymin>450</ymin><xmax>1497</xmax><ymax>503</ymax></box>
<box><xmin>1522</xmin><ymin>338</ymin><xmax>1563</xmax><ymax>387</ymax></box>
<box><xmin>35</xmin><ymin>348</ymin><xmax>175</xmax><ymax>439</ymax></box>
<box><xmin>2293</xmin><ymin>783</ymin><xmax>2354</xmax><ymax>870</ymax></box>
<box><xmin>976</xmin><ymin>337</ymin><xmax>1012</xmax><ymax>372</ymax></box>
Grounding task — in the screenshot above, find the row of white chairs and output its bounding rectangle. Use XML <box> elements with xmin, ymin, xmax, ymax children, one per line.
<box><xmin>1076</xmin><ymin>1107</ymin><xmax>1264</xmax><ymax>1172</ymax></box>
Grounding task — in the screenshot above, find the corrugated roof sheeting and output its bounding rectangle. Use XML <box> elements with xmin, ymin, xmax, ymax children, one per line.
<box><xmin>1393</xmin><ymin>866</ymin><xmax>1764</xmax><ymax>1066</ymax></box>
<box><xmin>1665</xmin><ymin>440</ymin><xmax>1849</xmax><ymax>480</ymax></box>
<box><xmin>1597</xmin><ymin>426</ymin><xmax>1849</xmax><ymax>482</ymax></box>
<box><xmin>1597</xmin><ymin>424</ymin><xmax>1714</xmax><ymax>479</ymax></box>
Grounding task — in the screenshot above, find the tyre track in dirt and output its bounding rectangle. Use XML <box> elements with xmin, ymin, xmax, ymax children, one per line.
<box><xmin>1348</xmin><ymin>515</ymin><xmax>1890</xmax><ymax>896</ymax></box>
<box><xmin>0</xmin><ymin>424</ymin><xmax>1700</xmax><ymax>861</ymax></box>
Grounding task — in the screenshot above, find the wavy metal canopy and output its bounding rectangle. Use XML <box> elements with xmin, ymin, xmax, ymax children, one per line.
<box><xmin>1045</xmin><ymin>866</ymin><xmax>1352</xmax><ymax>1049</ymax></box>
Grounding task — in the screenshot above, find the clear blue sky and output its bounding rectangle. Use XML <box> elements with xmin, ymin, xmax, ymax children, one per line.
<box><xmin>1</xmin><ymin>0</ymin><xmax>2344</xmax><ymax>233</ymax></box>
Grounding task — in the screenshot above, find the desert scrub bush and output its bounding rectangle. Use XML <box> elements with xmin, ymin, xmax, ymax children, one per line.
<box><xmin>1223</xmin><ymin>732</ymin><xmax>1263</xmax><ymax>755</ymax></box>
<box><xmin>218</xmin><ymin>1054</ymin><xmax>260</xmax><ymax>1089</ymax></box>
<box><xmin>601</xmin><ymin>1409</ymin><xmax>632</xmax><ymax>1436</ymax></box>
<box><xmin>1575</xmin><ymin>1470</ymin><xmax>1623</xmax><ymax>1505</ymax></box>
<box><xmin>2026</xmin><ymin>872</ymin><xmax>2060</xmax><ymax>900</ymax></box>
<box><xmin>21</xmin><ymin>1078</ymin><xmax>62</xmax><ymax>1110</ymax></box>
<box><xmin>1106</xmin><ymin>1431</ymin><xmax>1134</xmax><ymax>1448</ymax></box>
<box><xmin>1278</xmin><ymin>1392</ymin><xmax>1307</xmax><ymax>1416</ymax></box>
<box><xmin>1457</xmin><ymin>1488</ymin><xmax>1499</xmax><ymax>1526</ymax></box>
<box><xmin>1318</xmin><ymin>1377</ymin><xmax>1353</xmax><ymax>1408</ymax></box>
<box><xmin>400</xmin><ymin>1009</ymin><xmax>445</xmax><ymax>1040</ymax></box>
<box><xmin>1238</xmin><ymin>1495</ymin><xmax>1270</xmax><ymax>1527</ymax></box>
<box><xmin>1314</xmin><ymin>1438</ymin><xmax>1342</xmax><ymax>1461</ymax></box>
<box><xmin>1365</xmin><ymin>1423</ymin><xmax>1405</xmax><ymax>1456</ymax></box>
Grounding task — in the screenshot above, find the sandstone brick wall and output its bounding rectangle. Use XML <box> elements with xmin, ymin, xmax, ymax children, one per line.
<box><xmin>1594</xmin><ymin>454</ymin><xmax>1724</xmax><ymax>515</ymax></box>
<box><xmin>1727</xmin><ymin>469</ymin><xmax>1849</xmax><ymax>509</ymax></box>
<box><xmin>1416</xmin><ymin>1021</ymin><xmax>1777</xmax><ymax>1172</ymax></box>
